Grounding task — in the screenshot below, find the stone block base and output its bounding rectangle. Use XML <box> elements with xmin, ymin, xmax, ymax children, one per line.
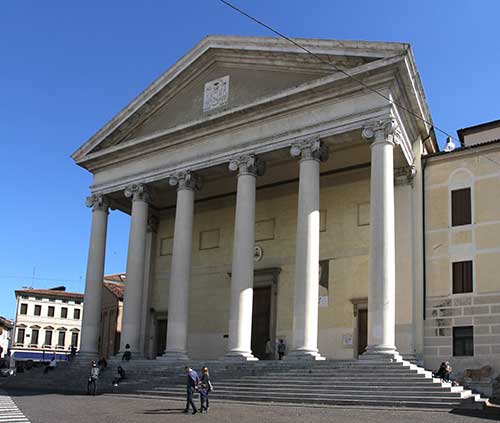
<box><xmin>157</xmin><ymin>351</ymin><xmax>189</xmax><ymax>362</ymax></box>
<box><xmin>284</xmin><ymin>350</ymin><xmax>326</xmax><ymax>361</ymax></box>
<box><xmin>223</xmin><ymin>351</ymin><xmax>258</xmax><ymax>362</ymax></box>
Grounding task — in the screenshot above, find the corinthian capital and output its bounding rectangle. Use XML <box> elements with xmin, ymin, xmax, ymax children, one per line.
<box><xmin>228</xmin><ymin>154</ymin><xmax>265</xmax><ymax>176</ymax></box>
<box><xmin>124</xmin><ymin>183</ymin><xmax>151</xmax><ymax>202</ymax></box>
<box><xmin>85</xmin><ymin>193</ymin><xmax>110</xmax><ymax>212</ymax></box>
<box><xmin>169</xmin><ymin>171</ymin><xmax>202</xmax><ymax>191</ymax></box>
<box><xmin>290</xmin><ymin>138</ymin><xmax>329</xmax><ymax>162</ymax></box>
<box><xmin>362</xmin><ymin>118</ymin><xmax>401</xmax><ymax>146</ymax></box>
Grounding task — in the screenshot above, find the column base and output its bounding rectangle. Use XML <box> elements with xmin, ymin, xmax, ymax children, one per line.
<box><xmin>284</xmin><ymin>350</ymin><xmax>326</xmax><ymax>361</ymax></box>
<box><xmin>157</xmin><ymin>351</ymin><xmax>189</xmax><ymax>362</ymax></box>
<box><xmin>223</xmin><ymin>351</ymin><xmax>258</xmax><ymax>362</ymax></box>
<box><xmin>360</xmin><ymin>345</ymin><xmax>402</xmax><ymax>363</ymax></box>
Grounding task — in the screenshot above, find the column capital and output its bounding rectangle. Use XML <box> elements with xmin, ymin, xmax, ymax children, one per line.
<box><xmin>362</xmin><ymin>118</ymin><xmax>401</xmax><ymax>146</ymax></box>
<box><xmin>229</xmin><ymin>154</ymin><xmax>265</xmax><ymax>177</ymax></box>
<box><xmin>124</xmin><ymin>183</ymin><xmax>151</xmax><ymax>202</ymax></box>
<box><xmin>85</xmin><ymin>193</ymin><xmax>110</xmax><ymax>212</ymax></box>
<box><xmin>169</xmin><ymin>171</ymin><xmax>202</xmax><ymax>191</ymax></box>
<box><xmin>290</xmin><ymin>138</ymin><xmax>329</xmax><ymax>162</ymax></box>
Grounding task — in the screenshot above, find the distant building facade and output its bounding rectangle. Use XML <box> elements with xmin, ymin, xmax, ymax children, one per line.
<box><xmin>11</xmin><ymin>287</ymin><xmax>84</xmax><ymax>361</ymax></box>
<box><xmin>0</xmin><ymin>317</ymin><xmax>13</xmax><ymax>358</ymax></box>
<box><xmin>98</xmin><ymin>274</ymin><xmax>125</xmax><ymax>358</ymax></box>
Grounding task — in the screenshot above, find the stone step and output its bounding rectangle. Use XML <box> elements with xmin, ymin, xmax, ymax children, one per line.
<box><xmin>129</xmin><ymin>390</ymin><xmax>463</xmax><ymax>409</ymax></box>
<box><xmin>142</xmin><ymin>385</ymin><xmax>473</xmax><ymax>399</ymax></box>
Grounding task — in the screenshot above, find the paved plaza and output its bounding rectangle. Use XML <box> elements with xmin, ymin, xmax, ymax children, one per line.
<box><xmin>3</xmin><ymin>390</ymin><xmax>499</xmax><ymax>423</ymax></box>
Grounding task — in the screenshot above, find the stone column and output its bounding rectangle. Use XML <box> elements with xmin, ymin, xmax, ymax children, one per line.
<box><xmin>224</xmin><ymin>155</ymin><xmax>265</xmax><ymax>361</ymax></box>
<box><xmin>361</xmin><ymin>118</ymin><xmax>399</xmax><ymax>358</ymax></box>
<box><xmin>79</xmin><ymin>193</ymin><xmax>109</xmax><ymax>358</ymax></box>
<box><xmin>287</xmin><ymin>138</ymin><xmax>328</xmax><ymax>360</ymax></box>
<box><xmin>162</xmin><ymin>171</ymin><xmax>201</xmax><ymax>361</ymax></box>
<box><xmin>120</xmin><ymin>183</ymin><xmax>150</xmax><ymax>356</ymax></box>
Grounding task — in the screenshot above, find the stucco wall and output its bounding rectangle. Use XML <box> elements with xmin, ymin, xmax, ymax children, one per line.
<box><xmin>150</xmin><ymin>167</ymin><xmax>417</xmax><ymax>360</ymax></box>
<box><xmin>424</xmin><ymin>146</ymin><xmax>500</xmax><ymax>379</ymax></box>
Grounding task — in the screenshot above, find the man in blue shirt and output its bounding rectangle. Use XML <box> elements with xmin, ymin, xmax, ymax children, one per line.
<box><xmin>183</xmin><ymin>366</ymin><xmax>199</xmax><ymax>414</ymax></box>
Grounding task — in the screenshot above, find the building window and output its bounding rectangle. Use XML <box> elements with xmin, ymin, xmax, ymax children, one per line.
<box><xmin>48</xmin><ymin>306</ymin><xmax>55</xmax><ymax>317</ymax></box>
<box><xmin>44</xmin><ymin>330</ymin><xmax>53</xmax><ymax>347</ymax></box>
<box><xmin>71</xmin><ymin>332</ymin><xmax>79</xmax><ymax>347</ymax></box>
<box><xmin>453</xmin><ymin>261</ymin><xmax>473</xmax><ymax>294</ymax></box>
<box><xmin>451</xmin><ymin>188</ymin><xmax>471</xmax><ymax>227</ymax></box>
<box><xmin>74</xmin><ymin>309</ymin><xmax>81</xmax><ymax>320</ymax></box>
<box><xmin>31</xmin><ymin>329</ymin><xmax>39</xmax><ymax>345</ymax></box>
<box><xmin>20</xmin><ymin>304</ymin><xmax>28</xmax><ymax>315</ymax></box>
<box><xmin>75</xmin><ymin>300</ymin><xmax>82</xmax><ymax>305</ymax></box>
<box><xmin>34</xmin><ymin>305</ymin><xmax>42</xmax><ymax>316</ymax></box>
<box><xmin>453</xmin><ymin>326</ymin><xmax>474</xmax><ymax>356</ymax></box>
<box><xmin>58</xmin><ymin>331</ymin><xmax>65</xmax><ymax>347</ymax></box>
<box><xmin>16</xmin><ymin>328</ymin><xmax>25</xmax><ymax>344</ymax></box>
<box><xmin>61</xmin><ymin>307</ymin><xmax>68</xmax><ymax>319</ymax></box>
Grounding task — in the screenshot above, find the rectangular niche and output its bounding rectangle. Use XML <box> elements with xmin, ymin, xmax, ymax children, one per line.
<box><xmin>320</xmin><ymin>210</ymin><xmax>327</xmax><ymax>232</ymax></box>
<box><xmin>357</xmin><ymin>202</ymin><xmax>370</xmax><ymax>226</ymax></box>
<box><xmin>199</xmin><ymin>229</ymin><xmax>220</xmax><ymax>250</ymax></box>
<box><xmin>159</xmin><ymin>237</ymin><xmax>173</xmax><ymax>256</ymax></box>
<box><xmin>255</xmin><ymin>218</ymin><xmax>275</xmax><ymax>242</ymax></box>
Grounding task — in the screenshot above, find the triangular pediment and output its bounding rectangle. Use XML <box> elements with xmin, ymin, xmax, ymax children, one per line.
<box><xmin>73</xmin><ymin>36</ymin><xmax>408</xmax><ymax>164</ymax></box>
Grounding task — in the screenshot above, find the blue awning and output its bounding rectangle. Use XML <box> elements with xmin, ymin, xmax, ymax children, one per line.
<box><xmin>11</xmin><ymin>351</ymin><xmax>69</xmax><ymax>361</ymax></box>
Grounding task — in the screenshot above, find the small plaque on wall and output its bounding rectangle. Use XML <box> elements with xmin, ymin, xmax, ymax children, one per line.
<box><xmin>342</xmin><ymin>333</ymin><xmax>353</xmax><ymax>347</ymax></box>
<box><xmin>319</xmin><ymin>295</ymin><xmax>329</xmax><ymax>307</ymax></box>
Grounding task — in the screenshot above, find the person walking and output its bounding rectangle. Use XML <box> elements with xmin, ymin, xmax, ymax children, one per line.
<box><xmin>112</xmin><ymin>366</ymin><xmax>126</xmax><ymax>387</ymax></box>
<box><xmin>87</xmin><ymin>361</ymin><xmax>100</xmax><ymax>395</ymax></box>
<box><xmin>199</xmin><ymin>367</ymin><xmax>213</xmax><ymax>413</ymax></box>
<box><xmin>183</xmin><ymin>366</ymin><xmax>199</xmax><ymax>414</ymax></box>
<box><xmin>122</xmin><ymin>344</ymin><xmax>131</xmax><ymax>361</ymax></box>
<box><xmin>264</xmin><ymin>338</ymin><xmax>273</xmax><ymax>360</ymax></box>
<box><xmin>277</xmin><ymin>339</ymin><xmax>286</xmax><ymax>360</ymax></box>
<box><xmin>44</xmin><ymin>355</ymin><xmax>57</xmax><ymax>374</ymax></box>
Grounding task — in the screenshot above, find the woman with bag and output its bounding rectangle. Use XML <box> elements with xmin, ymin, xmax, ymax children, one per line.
<box><xmin>199</xmin><ymin>367</ymin><xmax>213</xmax><ymax>413</ymax></box>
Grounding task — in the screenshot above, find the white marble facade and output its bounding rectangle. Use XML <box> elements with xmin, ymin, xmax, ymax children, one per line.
<box><xmin>73</xmin><ymin>36</ymin><xmax>437</xmax><ymax>361</ymax></box>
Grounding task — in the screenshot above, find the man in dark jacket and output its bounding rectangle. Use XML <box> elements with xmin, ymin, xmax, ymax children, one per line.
<box><xmin>183</xmin><ymin>366</ymin><xmax>199</xmax><ymax>414</ymax></box>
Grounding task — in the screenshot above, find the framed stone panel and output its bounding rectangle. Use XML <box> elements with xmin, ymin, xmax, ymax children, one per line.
<box><xmin>357</xmin><ymin>202</ymin><xmax>370</xmax><ymax>226</ymax></box>
<box><xmin>255</xmin><ymin>218</ymin><xmax>275</xmax><ymax>242</ymax></box>
<box><xmin>159</xmin><ymin>236</ymin><xmax>173</xmax><ymax>256</ymax></box>
<box><xmin>199</xmin><ymin>229</ymin><xmax>220</xmax><ymax>250</ymax></box>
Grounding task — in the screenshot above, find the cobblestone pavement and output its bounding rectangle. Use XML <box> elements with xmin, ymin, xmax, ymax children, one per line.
<box><xmin>5</xmin><ymin>390</ymin><xmax>500</xmax><ymax>423</ymax></box>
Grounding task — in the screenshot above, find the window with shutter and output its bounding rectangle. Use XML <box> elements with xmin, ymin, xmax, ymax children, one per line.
<box><xmin>451</xmin><ymin>188</ymin><xmax>471</xmax><ymax>226</ymax></box>
<box><xmin>452</xmin><ymin>261</ymin><xmax>473</xmax><ymax>294</ymax></box>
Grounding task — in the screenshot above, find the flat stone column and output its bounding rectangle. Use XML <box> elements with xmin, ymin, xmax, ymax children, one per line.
<box><xmin>162</xmin><ymin>171</ymin><xmax>201</xmax><ymax>361</ymax></box>
<box><xmin>224</xmin><ymin>155</ymin><xmax>265</xmax><ymax>361</ymax></box>
<box><xmin>287</xmin><ymin>139</ymin><xmax>328</xmax><ymax>361</ymax></box>
<box><xmin>120</xmin><ymin>183</ymin><xmax>150</xmax><ymax>356</ymax></box>
<box><xmin>362</xmin><ymin>118</ymin><xmax>399</xmax><ymax>357</ymax></box>
<box><xmin>79</xmin><ymin>193</ymin><xmax>109</xmax><ymax>359</ymax></box>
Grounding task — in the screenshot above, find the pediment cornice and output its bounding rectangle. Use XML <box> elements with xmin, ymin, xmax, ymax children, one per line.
<box><xmin>72</xmin><ymin>36</ymin><xmax>414</xmax><ymax>165</ymax></box>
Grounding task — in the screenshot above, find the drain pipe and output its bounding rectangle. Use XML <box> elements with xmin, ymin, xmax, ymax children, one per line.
<box><xmin>422</xmin><ymin>156</ymin><xmax>427</xmax><ymax>321</ymax></box>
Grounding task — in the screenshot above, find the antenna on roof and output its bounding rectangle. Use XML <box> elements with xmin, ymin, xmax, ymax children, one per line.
<box><xmin>444</xmin><ymin>136</ymin><xmax>456</xmax><ymax>152</ymax></box>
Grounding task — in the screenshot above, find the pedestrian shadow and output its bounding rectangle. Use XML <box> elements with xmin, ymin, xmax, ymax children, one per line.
<box><xmin>141</xmin><ymin>408</ymin><xmax>184</xmax><ymax>415</ymax></box>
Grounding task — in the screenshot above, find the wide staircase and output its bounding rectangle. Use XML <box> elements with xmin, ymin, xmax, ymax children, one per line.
<box><xmin>0</xmin><ymin>356</ymin><xmax>488</xmax><ymax>410</ymax></box>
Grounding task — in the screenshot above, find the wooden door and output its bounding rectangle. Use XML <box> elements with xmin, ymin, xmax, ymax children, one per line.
<box><xmin>357</xmin><ymin>309</ymin><xmax>368</xmax><ymax>356</ymax></box>
<box><xmin>156</xmin><ymin>319</ymin><xmax>168</xmax><ymax>357</ymax></box>
<box><xmin>251</xmin><ymin>286</ymin><xmax>271</xmax><ymax>359</ymax></box>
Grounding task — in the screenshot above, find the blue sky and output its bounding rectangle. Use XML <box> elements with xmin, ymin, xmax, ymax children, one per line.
<box><xmin>1</xmin><ymin>0</ymin><xmax>499</xmax><ymax>320</ymax></box>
